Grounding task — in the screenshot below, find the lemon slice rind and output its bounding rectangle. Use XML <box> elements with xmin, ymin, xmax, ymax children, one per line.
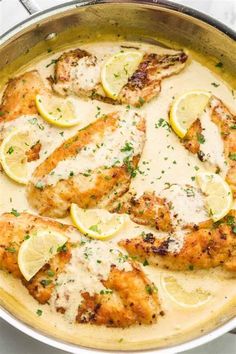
<box><xmin>196</xmin><ymin>172</ymin><xmax>233</xmax><ymax>222</ymax></box>
<box><xmin>0</xmin><ymin>129</ymin><xmax>32</xmax><ymax>185</ymax></box>
<box><xmin>170</xmin><ymin>90</ymin><xmax>211</xmax><ymax>138</ymax></box>
<box><xmin>36</xmin><ymin>94</ymin><xmax>80</xmax><ymax>128</ymax></box>
<box><xmin>161</xmin><ymin>275</ymin><xmax>212</xmax><ymax>308</ymax></box>
<box><xmin>101</xmin><ymin>51</ymin><xmax>143</xmax><ymax>100</ymax></box>
<box><xmin>18</xmin><ymin>230</ymin><xmax>67</xmax><ymax>281</ymax></box>
<box><xmin>70</xmin><ymin>203</ymin><xmax>125</xmax><ymax>240</ymax></box>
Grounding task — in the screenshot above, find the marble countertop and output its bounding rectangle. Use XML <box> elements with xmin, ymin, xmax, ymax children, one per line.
<box><xmin>0</xmin><ymin>0</ymin><xmax>235</xmax><ymax>353</ymax></box>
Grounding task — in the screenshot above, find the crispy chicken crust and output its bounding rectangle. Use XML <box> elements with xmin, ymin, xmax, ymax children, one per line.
<box><xmin>77</xmin><ymin>266</ymin><xmax>160</xmax><ymax>327</ymax></box>
<box><xmin>0</xmin><ymin>70</ymin><xmax>45</xmax><ymax>123</ymax></box>
<box><xmin>27</xmin><ymin>112</ymin><xmax>146</xmax><ymax>218</ymax></box>
<box><xmin>120</xmin><ymin>211</ymin><xmax>236</xmax><ymax>272</ymax></box>
<box><xmin>183</xmin><ymin>97</ymin><xmax>236</xmax><ymax>196</ymax></box>
<box><xmin>52</xmin><ymin>48</ymin><xmax>188</xmax><ymax>106</ymax></box>
<box><xmin>0</xmin><ymin>212</ymin><xmax>160</xmax><ymax>327</ymax></box>
<box><xmin>111</xmin><ymin>191</ymin><xmax>172</xmax><ymax>232</ymax></box>
<box><xmin>53</xmin><ymin>48</ymin><xmax>101</xmax><ymax>98</ymax></box>
<box><xmin>118</xmin><ymin>51</ymin><xmax>188</xmax><ymax>107</ymax></box>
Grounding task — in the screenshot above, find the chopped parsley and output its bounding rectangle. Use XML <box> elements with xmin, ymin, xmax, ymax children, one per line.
<box><xmin>197</xmin><ymin>133</ymin><xmax>205</xmax><ymax>144</ymax></box>
<box><xmin>47</xmin><ymin>270</ymin><xmax>55</xmax><ymax>277</ymax></box>
<box><xmin>120</xmin><ymin>142</ymin><xmax>133</xmax><ymax>152</ymax></box>
<box><xmin>7</xmin><ymin>146</ymin><xmax>14</xmax><ymax>154</ymax></box>
<box><xmin>28</xmin><ymin>117</ymin><xmax>37</xmax><ymax>125</ymax></box>
<box><xmin>36</xmin><ymin>309</ymin><xmax>43</xmax><ymax>316</ymax></box>
<box><xmin>145</xmin><ymin>284</ymin><xmax>157</xmax><ymax>295</ymax></box>
<box><xmin>123</xmin><ymin>156</ymin><xmax>138</xmax><ymax>178</ymax></box>
<box><xmin>11</xmin><ymin>208</ymin><xmax>20</xmax><ymax>217</ymax></box>
<box><xmin>46</xmin><ymin>59</ymin><xmax>58</xmax><ymax>68</ymax></box>
<box><xmin>211</xmin><ymin>82</ymin><xmax>220</xmax><ymax>87</ymax></box>
<box><xmin>215</xmin><ymin>62</ymin><xmax>223</xmax><ymax>68</ymax></box>
<box><xmin>229</xmin><ymin>153</ymin><xmax>236</xmax><ymax>161</ymax></box>
<box><xmin>138</xmin><ymin>97</ymin><xmax>145</xmax><ymax>106</ymax></box>
<box><xmin>184</xmin><ymin>187</ymin><xmax>195</xmax><ymax>197</ymax></box>
<box><xmin>89</xmin><ymin>224</ymin><xmax>101</xmax><ymax>234</ymax></box>
<box><xmin>100</xmin><ymin>289</ymin><xmax>113</xmax><ymax>295</ymax></box>
<box><xmin>5</xmin><ymin>247</ymin><xmax>16</xmax><ymax>253</ymax></box>
<box><xmin>57</xmin><ymin>244</ymin><xmax>67</xmax><ymax>253</ymax></box>
<box><xmin>155</xmin><ymin>118</ymin><xmax>171</xmax><ymax>132</ymax></box>
<box><xmin>225</xmin><ymin>215</ymin><xmax>235</xmax><ymax>226</ymax></box>
<box><xmin>143</xmin><ymin>259</ymin><xmax>149</xmax><ymax>266</ymax></box>
<box><xmin>40</xmin><ymin>279</ymin><xmax>52</xmax><ymax>287</ymax></box>
<box><xmin>35</xmin><ymin>181</ymin><xmax>44</xmax><ymax>190</ymax></box>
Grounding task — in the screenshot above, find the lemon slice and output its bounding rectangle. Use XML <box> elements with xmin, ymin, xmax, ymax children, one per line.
<box><xmin>161</xmin><ymin>275</ymin><xmax>212</xmax><ymax>308</ymax></box>
<box><xmin>18</xmin><ymin>230</ymin><xmax>67</xmax><ymax>281</ymax></box>
<box><xmin>70</xmin><ymin>203</ymin><xmax>125</xmax><ymax>240</ymax></box>
<box><xmin>196</xmin><ymin>172</ymin><xmax>233</xmax><ymax>221</ymax></box>
<box><xmin>170</xmin><ymin>90</ymin><xmax>211</xmax><ymax>138</ymax></box>
<box><xmin>36</xmin><ymin>94</ymin><xmax>79</xmax><ymax>127</ymax></box>
<box><xmin>0</xmin><ymin>129</ymin><xmax>32</xmax><ymax>184</ymax></box>
<box><xmin>101</xmin><ymin>51</ymin><xmax>143</xmax><ymax>99</ymax></box>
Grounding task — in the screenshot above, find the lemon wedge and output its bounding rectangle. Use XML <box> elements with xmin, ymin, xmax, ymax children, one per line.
<box><xmin>18</xmin><ymin>230</ymin><xmax>67</xmax><ymax>281</ymax></box>
<box><xmin>196</xmin><ymin>172</ymin><xmax>233</xmax><ymax>221</ymax></box>
<box><xmin>0</xmin><ymin>129</ymin><xmax>32</xmax><ymax>184</ymax></box>
<box><xmin>170</xmin><ymin>90</ymin><xmax>211</xmax><ymax>138</ymax></box>
<box><xmin>161</xmin><ymin>275</ymin><xmax>212</xmax><ymax>308</ymax></box>
<box><xmin>101</xmin><ymin>51</ymin><xmax>143</xmax><ymax>99</ymax></box>
<box><xmin>36</xmin><ymin>94</ymin><xmax>79</xmax><ymax>128</ymax></box>
<box><xmin>70</xmin><ymin>203</ymin><xmax>125</xmax><ymax>240</ymax></box>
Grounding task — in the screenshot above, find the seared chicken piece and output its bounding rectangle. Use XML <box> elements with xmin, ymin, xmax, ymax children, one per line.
<box><xmin>111</xmin><ymin>191</ymin><xmax>172</xmax><ymax>232</ymax></box>
<box><xmin>0</xmin><ymin>70</ymin><xmax>45</xmax><ymax>123</ymax></box>
<box><xmin>52</xmin><ymin>48</ymin><xmax>188</xmax><ymax>106</ymax></box>
<box><xmin>0</xmin><ymin>212</ymin><xmax>71</xmax><ymax>303</ymax></box>
<box><xmin>118</xmin><ymin>51</ymin><xmax>188</xmax><ymax>107</ymax></box>
<box><xmin>52</xmin><ymin>49</ymin><xmax>101</xmax><ymax>98</ymax></box>
<box><xmin>27</xmin><ymin>111</ymin><xmax>146</xmax><ymax>218</ymax></box>
<box><xmin>120</xmin><ymin>211</ymin><xmax>236</xmax><ymax>272</ymax></box>
<box><xmin>76</xmin><ymin>266</ymin><xmax>160</xmax><ymax>326</ymax></box>
<box><xmin>0</xmin><ymin>212</ymin><xmax>160</xmax><ymax>327</ymax></box>
<box><xmin>183</xmin><ymin>96</ymin><xmax>236</xmax><ymax>196</ymax></box>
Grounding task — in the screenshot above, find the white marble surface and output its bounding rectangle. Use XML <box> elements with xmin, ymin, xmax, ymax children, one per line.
<box><xmin>0</xmin><ymin>0</ymin><xmax>236</xmax><ymax>353</ymax></box>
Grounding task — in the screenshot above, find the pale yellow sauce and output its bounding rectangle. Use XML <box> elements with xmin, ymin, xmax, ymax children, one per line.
<box><xmin>0</xmin><ymin>39</ymin><xmax>236</xmax><ymax>351</ymax></box>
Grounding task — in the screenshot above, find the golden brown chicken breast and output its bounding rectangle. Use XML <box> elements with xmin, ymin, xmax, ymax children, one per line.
<box><xmin>183</xmin><ymin>96</ymin><xmax>236</xmax><ymax>196</ymax></box>
<box><xmin>111</xmin><ymin>191</ymin><xmax>172</xmax><ymax>232</ymax></box>
<box><xmin>0</xmin><ymin>70</ymin><xmax>45</xmax><ymax>123</ymax></box>
<box><xmin>118</xmin><ymin>51</ymin><xmax>188</xmax><ymax>107</ymax></box>
<box><xmin>27</xmin><ymin>111</ymin><xmax>146</xmax><ymax>218</ymax></box>
<box><xmin>0</xmin><ymin>212</ymin><xmax>160</xmax><ymax>327</ymax></box>
<box><xmin>120</xmin><ymin>211</ymin><xmax>236</xmax><ymax>272</ymax></box>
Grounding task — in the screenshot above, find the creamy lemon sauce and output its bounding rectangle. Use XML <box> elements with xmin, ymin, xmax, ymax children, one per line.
<box><xmin>0</xmin><ymin>39</ymin><xmax>236</xmax><ymax>350</ymax></box>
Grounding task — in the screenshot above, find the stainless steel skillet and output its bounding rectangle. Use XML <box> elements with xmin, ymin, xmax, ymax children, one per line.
<box><xmin>0</xmin><ymin>0</ymin><xmax>235</xmax><ymax>353</ymax></box>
